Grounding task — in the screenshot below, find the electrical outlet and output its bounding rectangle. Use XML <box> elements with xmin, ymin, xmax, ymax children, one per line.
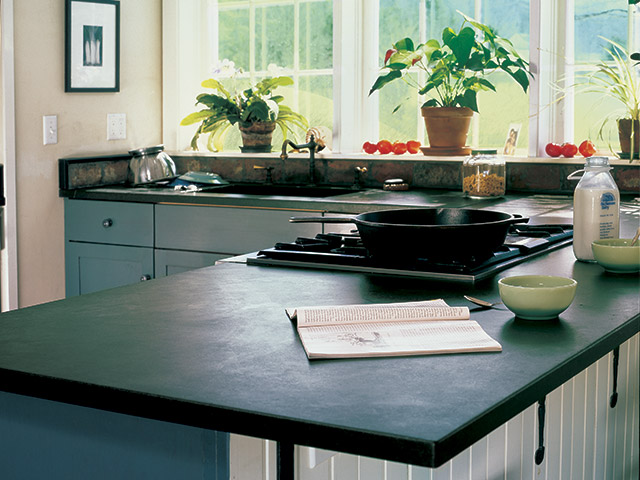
<box><xmin>107</xmin><ymin>113</ymin><xmax>126</xmax><ymax>140</ymax></box>
<box><xmin>43</xmin><ymin>115</ymin><xmax>58</xmax><ymax>145</ymax></box>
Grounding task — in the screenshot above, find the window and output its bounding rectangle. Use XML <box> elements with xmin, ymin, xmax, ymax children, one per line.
<box><xmin>164</xmin><ymin>0</ymin><xmax>639</xmax><ymax>156</ymax></box>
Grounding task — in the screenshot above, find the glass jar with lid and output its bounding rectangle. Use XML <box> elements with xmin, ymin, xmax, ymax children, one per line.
<box><xmin>461</xmin><ymin>149</ymin><xmax>506</xmax><ymax>198</ymax></box>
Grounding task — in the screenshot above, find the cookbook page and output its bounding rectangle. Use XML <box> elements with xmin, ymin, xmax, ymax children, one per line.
<box><xmin>288</xmin><ymin>299</ymin><xmax>469</xmax><ymax>327</ymax></box>
<box><xmin>297</xmin><ymin>319</ymin><xmax>502</xmax><ymax>359</ymax></box>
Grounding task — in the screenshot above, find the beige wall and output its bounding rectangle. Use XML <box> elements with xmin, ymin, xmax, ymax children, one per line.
<box><xmin>13</xmin><ymin>0</ymin><xmax>162</xmax><ymax>306</ymax></box>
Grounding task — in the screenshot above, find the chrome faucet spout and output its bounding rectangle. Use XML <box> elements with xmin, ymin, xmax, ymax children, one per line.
<box><xmin>280</xmin><ymin>135</ymin><xmax>318</xmax><ymax>185</ymax></box>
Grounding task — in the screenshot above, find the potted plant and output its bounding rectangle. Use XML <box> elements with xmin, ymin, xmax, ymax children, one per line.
<box><xmin>575</xmin><ymin>38</ymin><xmax>639</xmax><ymax>161</ymax></box>
<box><xmin>369</xmin><ymin>11</ymin><xmax>531</xmax><ymax>155</ymax></box>
<box><xmin>181</xmin><ymin>69</ymin><xmax>308</xmax><ymax>153</ymax></box>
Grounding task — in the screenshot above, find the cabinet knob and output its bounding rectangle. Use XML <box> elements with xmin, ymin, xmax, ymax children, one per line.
<box><xmin>102</xmin><ymin>218</ymin><xmax>113</xmax><ymax>228</ymax></box>
<box><xmin>140</xmin><ymin>275</ymin><xmax>151</xmax><ymax>282</ymax></box>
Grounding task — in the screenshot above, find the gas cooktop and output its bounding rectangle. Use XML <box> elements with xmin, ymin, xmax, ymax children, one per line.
<box><xmin>246</xmin><ymin>224</ymin><xmax>574</xmax><ymax>283</ymax></box>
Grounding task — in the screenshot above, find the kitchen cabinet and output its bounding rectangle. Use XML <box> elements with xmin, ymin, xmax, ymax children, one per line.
<box><xmin>65</xmin><ymin>199</ymin><xmax>324</xmax><ymax>296</ymax></box>
<box><xmin>65</xmin><ymin>199</ymin><xmax>154</xmax><ymax>296</ymax></box>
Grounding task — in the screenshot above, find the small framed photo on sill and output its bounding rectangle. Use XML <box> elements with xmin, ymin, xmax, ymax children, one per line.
<box><xmin>65</xmin><ymin>0</ymin><xmax>120</xmax><ymax>92</ymax></box>
<box><xmin>503</xmin><ymin>123</ymin><xmax>521</xmax><ymax>156</ymax></box>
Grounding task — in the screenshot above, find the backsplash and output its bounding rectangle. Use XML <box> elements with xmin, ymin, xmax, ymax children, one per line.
<box><xmin>59</xmin><ymin>152</ymin><xmax>640</xmax><ymax>194</ymax></box>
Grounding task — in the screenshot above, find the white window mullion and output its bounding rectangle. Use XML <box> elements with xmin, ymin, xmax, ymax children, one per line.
<box><xmin>530</xmin><ymin>0</ymin><xmax>574</xmax><ymax>156</ymax></box>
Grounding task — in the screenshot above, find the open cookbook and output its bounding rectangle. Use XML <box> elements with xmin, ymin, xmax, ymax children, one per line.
<box><xmin>286</xmin><ymin>299</ymin><xmax>502</xmax><ymax>360</ymax></box>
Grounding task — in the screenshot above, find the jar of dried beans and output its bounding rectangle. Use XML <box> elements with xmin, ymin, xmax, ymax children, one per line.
<box><xmin>462</xmin><ymin>149</ymin><xmax>506</xmax><ymax>198</ymax></box>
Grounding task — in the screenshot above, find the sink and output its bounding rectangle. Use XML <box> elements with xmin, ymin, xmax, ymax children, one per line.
<box><xmin>208</xmin><ymin>184</ymin><xmax>359</xmax><ymax>198</ymax></box>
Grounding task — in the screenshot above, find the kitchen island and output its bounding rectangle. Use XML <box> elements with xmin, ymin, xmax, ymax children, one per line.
<box><xmin>1</xmin><ymin>224</ymin><xmax>639</xmax><ymax>478</ymax></box>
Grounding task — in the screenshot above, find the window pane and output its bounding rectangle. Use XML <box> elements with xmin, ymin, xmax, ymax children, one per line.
<box><xmin>219</xmin><ymin>8</ymin><xmax>250</xmax><ymax>70</ymax></box>
<box><xmin>574</xmin><ymin>3</ymin><xmax>631</xmax><ymax>150</ymax></box>
<box><xmin>255</xmin><ymin>5</ymin><xmax>295</xmax><ymax>70</ymax></box>
<box><xmin>299</xmin><ymin>0</ymin><xmax>333</xmax><ymax>70</ymax></box>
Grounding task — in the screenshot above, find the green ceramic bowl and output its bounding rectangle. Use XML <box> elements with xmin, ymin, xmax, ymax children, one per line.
<box><xmin>498</xmin><ymin>275</ymin><xmax>578</xmax><ymax>320</ymax></box>
<box><xmin>592</xmin><ymin>239</ymin><xmax>640</xmax><ymax>273</ymax></box>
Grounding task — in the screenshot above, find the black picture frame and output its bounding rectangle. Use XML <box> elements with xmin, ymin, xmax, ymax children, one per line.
<box><xmin>65</xmin><ymin>0</ymin><xmax>120</xmax><ymax>92</ymax></box>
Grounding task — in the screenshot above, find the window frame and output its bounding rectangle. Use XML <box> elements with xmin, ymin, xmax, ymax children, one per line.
<box><xmin>163</xmin><ymin>0</ymin><xmax>639</xmax><ymax>156</ymax></box>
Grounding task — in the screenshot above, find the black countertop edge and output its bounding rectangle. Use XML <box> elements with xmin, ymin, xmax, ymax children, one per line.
<box><xmin>1</xmin><ymin>313</ymin><xmax>637</xmax><ymax>469</ymax></box>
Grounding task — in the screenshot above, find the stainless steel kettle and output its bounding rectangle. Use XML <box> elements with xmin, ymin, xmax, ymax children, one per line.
<box><xmin>128</xmin><ymin>145</ymin><xmax>177</xmax><ymax>185</ymax></box>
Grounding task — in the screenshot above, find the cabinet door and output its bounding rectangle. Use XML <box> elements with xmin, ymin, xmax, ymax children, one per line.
<box><xmin>66</xmin><ymin>242</ymin><xmax>154</xmax><ymax>297</ymax></box>
<box><xmin>154</xmin><ymin>249</ymin><xmax>229</xmax><ymax>277</ymax></box>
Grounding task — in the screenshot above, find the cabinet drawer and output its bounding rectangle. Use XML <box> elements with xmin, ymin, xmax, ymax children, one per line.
<box><xmin>65</xmin><ymin>199</ymin><xmax>154</xmax><ymax>247</ymax></box>
<box><xmin>156</xmin><ymin>204</ymin><xmax>324</xmax><ymax>254</ymax></box>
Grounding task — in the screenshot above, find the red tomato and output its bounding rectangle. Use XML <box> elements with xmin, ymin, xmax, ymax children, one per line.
<box><xmin>377</xmin><ymin>140</ymin><xmax>393</xmax><ymax>154</ymax></box>
<box><xmin>578</xmin><ymin>140</ymin><xmax>596</xmax><ymax>157</ymax></box>
<box><xmin>392</xmin><ymin>142</ymin><xmax>407</xmax><ymax>155</ymax></box>
<box><xmin>545</xmin><ymin>143</ymin><xmax>562</xmax><ymax>157</ymax></box>
<box><xmin>362</xmin><ymin>141</ymin><xmax>377</xmax><ymax>154</ymax></box>
<box><xmin>384</xmin><ymin>49</ymin><xmax>396</xmax><ymax>64</ymax></box>
<box><xmin>406</xmin><ymin>140</ymin><xmax>421</xmax><ymax>154</ymax></box>
<box><xmin>560</xmin><ymin>142</ymin><xmax>578</xmax><ymax>157</ymax></box>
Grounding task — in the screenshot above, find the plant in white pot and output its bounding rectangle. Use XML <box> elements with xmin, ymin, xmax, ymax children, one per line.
<box><xmin>369</xmin><ymin>12</ymin><xmax>532</xmax><ymax>155</ymax></box>
<box><xmin>181</xmin><ymin>64</ymin><xmax>308</xmax><ymax>152</ymax></box>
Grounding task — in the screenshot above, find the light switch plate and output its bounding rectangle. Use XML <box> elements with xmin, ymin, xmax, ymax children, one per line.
<box><xmin>107</xmin><ymin>113</ymin><xmax>126</xmax><ymax>140</ymax></box>
<box><xmin>43</xmin><ymin>115</ymin><xmax>57</xmax><ymax>145</ymax></box>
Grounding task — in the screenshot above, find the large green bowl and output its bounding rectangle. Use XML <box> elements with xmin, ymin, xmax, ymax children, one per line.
<box><xmin>592</xmin><ymin>239</ymin><xmax>640</xmax><ymax>273</ymax></box>
<box><xmin>498</xmin><ymin>275</ymin><xmax>578</xmax><ymax>321</ymax></box>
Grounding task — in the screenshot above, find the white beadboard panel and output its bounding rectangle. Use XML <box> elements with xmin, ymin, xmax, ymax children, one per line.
<box><xmin>486</xmin><ymin>423</ymin><xmax>507</xmax><ymax>479</ymax></box>
<box><xmin>506</xmin><ymin>412</ymin><xmax>524</xmax><ymax>479</ymax></box>
<box><xmin>357</xmin><ymin>456</ymin><xmax>384</xmax><ymax>480</ymax></box>
<box><xmin>540</xmin><ymin>384</ymin><xmax>562</xmax><ymax>480</ymax></box>
<box><xmin>520</xmin><ymin>404</ymin><xmax>536</xmax><ymax>480</ymax></box>
<box><xmin>582</xmin><ymin>361</ymin><xmax>598</xmax><ymax>480</ymax></box>
<box><xmin>571</xmin><ymin>369</ymin><xmax>587</xmax><ymax>480</ymax></box>
<box><xmin>470</xmin><ymin>436</ymin><xmax>488</xmax><ymax>480</ymax></box>
<box><xmin>229</xmin><ymin>334</ymin><xmax>639</xmax><ymax>480</ymax></box>
<box><xmin>333</xmin><ymin>453</ymin><xmax>358</xmax><ymax>480</ymax></box>
<box><xmin>386</xmin><ymin>460</ymin><xmax>410</xmax><ymax>479</ymax></box>
<box><xmin>431</xmin><ymin>459</ymin><xmax>451</xmax><ymax>480</ymax></box>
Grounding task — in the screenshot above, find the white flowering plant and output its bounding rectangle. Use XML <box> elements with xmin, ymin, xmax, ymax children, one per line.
<box><xmin>180</xmin><ymin>60</ymin><xmax>308</xmax><ymax>151</ymax></box>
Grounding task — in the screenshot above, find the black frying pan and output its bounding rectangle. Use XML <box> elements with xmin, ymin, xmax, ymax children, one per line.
<box><xmin>290</xmin><ymin>208</ymin><xmax>528</xmax><ymax>262</ymax></box>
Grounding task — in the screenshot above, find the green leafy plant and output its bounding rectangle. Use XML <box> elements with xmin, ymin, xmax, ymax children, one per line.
<box><xmin>181</xmin><ymin>72</ymin><xmax>308</xmax><ymax>151</ymax></box>
<box><xmin>573</xmin><ymin>38</ymin><xmax>639</xmax><ymax>161</ymax></box>
<box><xmin>369</xmin><ymin>11</ymin><xmax>531</xmax><ymax>113</ymax></box>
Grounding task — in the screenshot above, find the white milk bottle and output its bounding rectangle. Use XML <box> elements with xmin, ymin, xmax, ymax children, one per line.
<box><xmin>568</xmin><ymin>157</ymin><xmax>620</xmax><ymax>262</ymax></box>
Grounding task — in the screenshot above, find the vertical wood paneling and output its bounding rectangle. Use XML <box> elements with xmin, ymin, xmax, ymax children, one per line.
<box><xmin>506</xmin><ymin>413</ymin><xmax>523</xmax><ymax>479</ymax></box>
<box><xmin>582</xmin><ymin>361</ymin><xmax>598</xmax><ymax>480</ymax></box>
<box><xmin>358</xmin><ymin>456</ymin><xmax>385</xmax><ymax>480</ymax></box>
<box><xmin>387</xmin><ymin>460</ymin><xmax>410</xmax><ymax>479</ymax></box>
<box><xmin>544</xmin><ymin>385</ymin><xmax>563</xmax><ymax>480</ymax></box>
<box><xmin>431</xmin><ymin>459</ymin><xmax>451</xmax><ymax>480</ymax></box>
<box><xmin>450</xmin><ymin>448</ymin><xmax>471</xmax><ymax>480</ymax></box>
<box><xmin>613</xmin><ymin>342</ymin><xmax>630</xmax><ymax>480</ymax></box>
<box><xmin>233</xmin><ymin>334</ymin><xmax>639</xmax><ymax>480</ymax></box>
<box><xmin>520</xmin><ymin>404</ymin><xmax>536</xmax><ymax>480</ymax></box>
<box><xmin>593</xmin><ymin>352</ymin><xmax>610</xmax><ymax>479</ymax></box>
<box><xmin>571</xmin><ymin>369</ymin><xmax>587</xmax><ymax>480</ymax></box>
<box><xmin>486</xmin><ymin>423</ymin><xmax>506</xmax><ymax>479</ymax></box>
<box><xmin>470</xmin><ymin>436</ymin><xmax>488</xmax><ymax>480</ymax></box>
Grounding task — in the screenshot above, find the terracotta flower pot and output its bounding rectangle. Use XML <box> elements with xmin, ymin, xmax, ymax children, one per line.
<box><xmin>239</xmin><ymin>122</ymin><xmax>277</xmax><ymax>153</ymax></box>
<box><xmin>617</xmin><ymin>118</ymin><xmax>640</xmax><ymax>157</ymax></box>
<box><xmin>420</xmin><ymin>107</ymin><xmax>474</xmax><ymax>156</ymax></box>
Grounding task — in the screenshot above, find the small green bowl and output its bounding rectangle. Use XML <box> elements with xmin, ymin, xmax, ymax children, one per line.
<box><xmin>592</xmin><ymin>239</ymin><xmax>640</xmax><ymax>273</ymax></box>
<box><xmin>498</xmin><ymin>275</ymin><xmax>578</xmax><ymax>321</ymax></box>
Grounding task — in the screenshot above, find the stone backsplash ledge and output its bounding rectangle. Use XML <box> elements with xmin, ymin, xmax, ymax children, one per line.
<box><xmin>59</xmin><ymin>152</ymin><xmax>639</xmax><ymax>194</ymax></box>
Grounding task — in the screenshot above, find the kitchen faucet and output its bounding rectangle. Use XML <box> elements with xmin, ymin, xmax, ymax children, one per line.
<box><xmin>280</xmin><ymin>135</ymin><xmax>320</xmax><ymax>185</ymax></box>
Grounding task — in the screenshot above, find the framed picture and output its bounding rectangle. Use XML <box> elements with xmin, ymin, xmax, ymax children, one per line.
<box><xmin>65</xmin><ymin>0</ymin><xmax>120</xmax><ymax>92</ymax></box>
<box><xmin>503</xmin><ymin>123</ymin><xmax>522</xmax><ymax>156</ymax></box>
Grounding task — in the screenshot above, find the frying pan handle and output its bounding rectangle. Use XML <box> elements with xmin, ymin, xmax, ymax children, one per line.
<box><xmin>509</xmin><ymin>214</ymin><xmax>529</xmax><ymax>225</ymax></box>
<box><xmin>289</xmin><ymin>215</ymin><xmax>356</xmax><ymax>224</ymax></box>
